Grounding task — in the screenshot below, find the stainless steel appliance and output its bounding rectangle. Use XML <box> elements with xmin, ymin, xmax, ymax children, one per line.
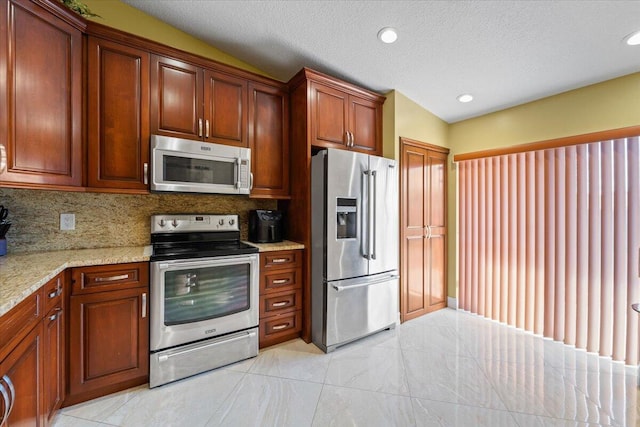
<box><xmin>150</xmin><ymin>135</ymin><xmax>252</xmax><ymax>195</ymax></box>
<box><xmin>311</xmin><ymin>148</ymin><xmax>399</xmax><ymax>353</ymax></box>
<box><xmin>248</xmin><ymin>209</ymin><xmax>284</xmax><ymax>243</ymax></box>
<box><xmin>149</xmin><ymin>214</ymin><xmax>259</xmax><ymax>387</ymax></box>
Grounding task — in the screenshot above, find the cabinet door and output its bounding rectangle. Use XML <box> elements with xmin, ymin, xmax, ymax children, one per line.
<box><xmin>204</xmin><ymin>70</ymin><xmax>247</xmax><ymax>147</ymax></box>
<box><xmin>349</xmin><ymin>95</ymin><xmax>381</xmax><ymax>154</ymax></box>
<box><xmin>248</xmin><ymin>82</ymin><xmax>289</xmax><ymax>198</ymax></box>
<box><xmin>310</xmin><ymin>82</ymin><xmax>349</xmax><ymax>149</ymax></box>
<box><xmin>0</xmin><ymin>323</ymin><xmax>43</xmax><ymax>426</ymax></box>
<box><xmin>400</xmin><ymin>141</ymin><xmax>448</xmax><ymax>322</ymax></box>
<box><xmin>87</xmin><ymin>37</ymin><xmax>150</xmax><ymax>191</ymax></box>
<box><xmin>68</xmin><ymin>287</ymin><xmax>148</xmax><ymax>401</ymax></box>
<box><xmin>150</xmin><ymin>55</ymin><xmax>203</xmax><ymax>141</ymax></box>
<box><xmin>42</xmin><ymin>306</ymin><xmax>63</xmax><ymax>425</ymax></box>
<box><xmin>0</xmin><ymin>0</ymin><xmax>82</xmax><ymax>187</ymax></box>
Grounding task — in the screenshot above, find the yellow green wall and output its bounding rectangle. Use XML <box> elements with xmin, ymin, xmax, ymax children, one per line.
<box><xmin>82</xmin><ymin>0</ymin><xmax>268</xmax><ymax>76</ymax></box>
<box><xmin>382</xmin><ymin>90</ymin><xmax>449</xmax><ymax>160</ymax></box>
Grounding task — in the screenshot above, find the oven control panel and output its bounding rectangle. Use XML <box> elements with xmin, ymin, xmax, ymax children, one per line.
<box><xmin>151</xmin><ymin>214</ymin><xmax>240</xmax><ymax>233</ymax></box>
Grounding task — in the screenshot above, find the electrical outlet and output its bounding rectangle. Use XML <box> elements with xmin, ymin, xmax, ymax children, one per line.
<box><xmin>60</xmin><ymin>213</ymin><xmax>75</xmax><ymax>231</ymax></box>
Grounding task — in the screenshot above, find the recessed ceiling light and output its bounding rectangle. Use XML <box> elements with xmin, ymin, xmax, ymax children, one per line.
<box><xmin>457</xmin><ymin>94</ymin><xmax>474</xmax><ymax>103</ymax></box>
<box><xmin>624</xmin><ymin>30</ymin><xmax>640</xmax><ymax>46</ymax></box>
<box><xmin>377</xmin><ymin>27</ymin><xmax>398</xmax><ymax>44</ymax></box>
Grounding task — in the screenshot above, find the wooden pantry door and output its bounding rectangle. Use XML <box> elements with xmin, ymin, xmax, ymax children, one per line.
<box><xmin>400</xmin><ymin>138</ymin><xmax>449</xmax><ymax>322</ymax></box>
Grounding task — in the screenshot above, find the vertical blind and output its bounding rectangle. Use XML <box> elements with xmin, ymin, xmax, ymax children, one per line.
<box><xmin>458</xmin><ymin>136</ymin><xmax>640</xmax><ymax>365</ymax></box>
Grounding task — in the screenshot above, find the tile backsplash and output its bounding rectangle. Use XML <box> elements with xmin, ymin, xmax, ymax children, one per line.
<box><xmin>0</xmin><ymin>188</ymin><xmax>276</xmax><ymax>253</ymax></box>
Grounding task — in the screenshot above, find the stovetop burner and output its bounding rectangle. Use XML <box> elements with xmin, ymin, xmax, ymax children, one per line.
<box><xmin>150</xmin><ymin>214</ymin><xmax>258</xmax><ymax>261</ymax></box>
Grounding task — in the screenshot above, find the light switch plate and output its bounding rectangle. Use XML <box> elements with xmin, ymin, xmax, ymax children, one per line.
<box><xmin>60</xmin><ymin>213</ymin><xmax>75</xmax><ymax>231</ymax></box>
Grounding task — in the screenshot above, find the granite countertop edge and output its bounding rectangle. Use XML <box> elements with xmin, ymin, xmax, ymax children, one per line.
<box><xmin>244</xmin><ymin>240</ymin><xmax>305</xmax><ymax>252</ymax></box>
<box><xmin>0</xmin><ymin>245</ymin><xmax>153</xmax><ymax>318</ymax></box>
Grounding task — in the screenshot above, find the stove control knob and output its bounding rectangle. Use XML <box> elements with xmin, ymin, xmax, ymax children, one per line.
<box><xmin>159</xmin><ymin>219</ymin><xmax>166</xmax><ymax>227</ymax></box>
<box><xmin>172</xmin><ymin>219</ymin><xmax>179</xmax><ymax>227</ymax></box>
<box><xmin>218</xmin><ymin>219</ymin><xmax>224</xmax><ymax>226</ymax></box>
<box><xmin>229</xmin><ymin>219</ymin><xmax>235</xmax><ymax>226</ymax></box>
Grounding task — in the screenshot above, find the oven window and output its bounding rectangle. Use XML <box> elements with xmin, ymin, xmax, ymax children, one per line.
<box><xmin>163</xmin><ymin>155</ymin><xmax>235</xmax><ymax>185</ymax></box>
<box><xmin>164</xmin><ymin>264</ymin><xmax>250</xmax><ymax>325</ymax></box>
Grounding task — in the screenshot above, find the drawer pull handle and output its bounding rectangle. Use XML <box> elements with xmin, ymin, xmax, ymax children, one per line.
<box><xmin>271</xmin><ymin>258</ymin><xmax>288</xmax><ymax>263</ymax></box>
<box><xmin>272</xmin><ymin>279</ymin><xmax>289</xmax><ymax>285</ymax></box>
<box><xmin>272</xmin><ymin>301</ymin><xmax>288</xmax><ymax>307</ymax></box>
<box><xmin>48</xmin><ymin>289</ymin><xmax>62</xmax><ymax>299</ymax></box>
<box><xmin>142</xmin><ymin>293</ymin><xmax>147</xmax><ymax>318</ymax></box>
<box><xmin>272</xmin><ymin>323</ymin><xmax>290</xmax><ymax>330</ymax></box>
<box><xmin>94</xmin><ymin>274</ymin><xmax>129</xmax><ymax>283</ymax></box>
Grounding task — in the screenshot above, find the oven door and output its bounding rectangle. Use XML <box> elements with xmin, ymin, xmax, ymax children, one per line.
<box><xmin>150</xmin><ymin>254</ymin><xmax>259</xmax><ymax>351</ymax></box>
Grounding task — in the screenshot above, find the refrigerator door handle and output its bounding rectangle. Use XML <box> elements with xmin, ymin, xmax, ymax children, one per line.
<box><xmin>371</xmin><ymin>170</ymin><xmax>377</xmax><ymax>260</ymax></box>
<box><xmin>363</xmin><ymin>170</ymin><xmax>371</xmax><ymax>260</ymax></box>
<box><xmin>331</xmin><ymin>274</ymin><xmax>400</xmax><ymax>292</ymax></box>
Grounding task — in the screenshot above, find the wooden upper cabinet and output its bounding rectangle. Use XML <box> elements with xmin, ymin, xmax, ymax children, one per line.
<box><xmin>0</xmin><ymin>0</ymin><xmax>83</xmax><ymax>187</ymax></box>
<box><xmin>308</xmin><ymin>77</ymin><xmax>383</xmax><ymax>155</ymax></box>
<box><xmin>248</xmin><ymin>81</ymin><xmax>290</xmax><ymax>199</ymax></box>
<box><xmin>87</xmin><ymin>37</ymin><xmax>150</xmax><ymax>191</ymax></box>
<box><xmin>204</xmin><ymin>70</ymin><xmax>247</xmax><ymax>147</ymax></box>
<box><xmin>150</xmin><ymin>55</ymin><xmax>249</xmax><ymax>147</ymax></box>
<box><xmin>150</xmin><ymin>55</ymin><xmax>203</xmax><ymax>140</ymax></box>
<box><xmin>310</xmin><ymin>82</ymin><xmax>349</xmax><ymax>148</ymax></box>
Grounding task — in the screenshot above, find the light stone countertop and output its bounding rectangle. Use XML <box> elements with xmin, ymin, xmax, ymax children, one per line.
<box><xmin>244</xmin><ymin>240</ymin><xmax>305</xmax><ymax>252</ymax></box>
<box><xmin>0</xmin><ymin>246</ymin><xmax>152</xmax><ymax>317</ymax></box>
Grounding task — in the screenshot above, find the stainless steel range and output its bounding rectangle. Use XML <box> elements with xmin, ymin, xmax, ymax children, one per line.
<box><xmin>149</xmin><ymin>214</ymin><xmax>259</xmax><ymax>388</ymax></box>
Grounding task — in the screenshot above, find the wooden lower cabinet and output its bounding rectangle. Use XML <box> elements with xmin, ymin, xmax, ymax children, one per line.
<box><xmin>0</xmin><ymin>272</ymin><xmax>66</xmax><ymax>427</ymax></box>
<box><xmin>258</xmin><ymin>250</ymin><xmax>303</xmax><ymax>348</ymax></box>
<box><xmin>65</xmin><ymin>263</ymin><xmax>149</xmax><ymax>406</ymax></box>
<box><xmin>0</xmin><ymin>323</ymin><xmax>43</xmax><ymax>426</ymax></box>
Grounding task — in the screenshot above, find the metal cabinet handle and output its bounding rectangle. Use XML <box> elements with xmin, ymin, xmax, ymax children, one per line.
<box><xmin>271</xmin><ymin>301</ymin><xmax>288</xmax><ymax>307</ymax></box>
<box><xmin>94</xmin><ymin>274</ymin><xmax>129</xmax><ymax>283</ymax></box>
<box><xmin>143</xmin><ymin>163</ymin><xmax>149</xmax><ymax>185</ymax></box>
<box><xmin>272</xmin><ymin>279</ymin><xmax>289</xmax><ymax>285</ymax></box>
<box><xmin>142</xmin><ymin>293</ymin><xmax>147</xmax><ymax>318</ymax></box>
<box><xmin>0</xmin><ymin>377</ymin><xmax>10</xmax><ymax>425</ymax></box>
<box><xmin>272</xmin><ymin>323</ymin><xmax>289</xmax><ymax>331</ymax></box>
<box><xmin>271</xmin><ymin>258</ymin><xmax>288</xmax><ymax>263</ymax></box>
<box><xmin>249</xmin><ymin>172</ymin><xmax>254</xmax><ymax>190</ymax></box>
<box><xmin>1</xmin><ymin>375</ymin><xmax>15</xmax><ymax>423</ymax></box>
<box><xmin>0</xmin><ymin>144</ymin><xmax>6</xmax><ymax>173</ymax></box>
<box><xmin>48</xmin><ymin>308</ymin><xmax>62</xmax><ymax>322</ymax></box>
<box><xmin>48</xmin><ymin>289</ymin><xmax>61</xmax><ymax>299</ymax></box>
<box><xmin>205</xmin><ymin>119</ymin><xmax>210</xmax><ymax>138</ymax></box>
<box><xmin>198</xmin><ymin>118</ymin><xmax>203</xmax><ymax>137</ymax></box>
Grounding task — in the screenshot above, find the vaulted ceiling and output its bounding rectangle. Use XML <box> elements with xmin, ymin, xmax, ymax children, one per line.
<box><xmin>121</xmin><ymin>0</ymin><xmax>640</xmax><ymax>123</ymax></box>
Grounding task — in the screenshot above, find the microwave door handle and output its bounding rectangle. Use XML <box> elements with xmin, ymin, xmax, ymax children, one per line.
<box><xmin>235</xmin><ymin>158</ymin><xmax>241</xmax><ymax>189</ymax></box>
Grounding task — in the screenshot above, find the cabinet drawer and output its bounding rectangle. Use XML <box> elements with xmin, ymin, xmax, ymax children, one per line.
<box><xmin>43</xmin><ymin>272</ymin><xmax>64</xmax><ymax>314</ymax></box>
<box><xmin>260</xmin><ymin>267</ymin><xmax>302</xmax><ymax>294</ymax></box>
<box><xmin>0</xmin><ymin>288</ymin><xmax>42</xmax><ymax>359</ymax></box>
<box><xmin>260</xmin><ymin>289</ymin><xmax>301</xmax><ymax>318</ymax></box>
<box><xmin>259</xmin><ymin>310</ymin><xmax>302</xmax><ymax>342</ymax></box>
<box><xmin>260</xmin><ymin>250</ymin><xmax>301</xmax><ymax>270</ymax></box>
<box><xmin>71</xmin><ymin>262</ymin><xmax>149</xmax><ymax>295</ymax></box>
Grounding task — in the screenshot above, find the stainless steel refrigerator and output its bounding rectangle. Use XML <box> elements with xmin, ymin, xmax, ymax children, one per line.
<box><xmin>311</xmin><ymin>148</ymin><xmax>399</xmax><ymax>353</ymax></box>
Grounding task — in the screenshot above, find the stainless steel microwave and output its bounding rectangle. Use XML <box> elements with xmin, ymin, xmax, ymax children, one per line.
<box><xmin>150</xmin><ymin>135</ymin><xmax>252</xmax><ymax>195</ymax></box>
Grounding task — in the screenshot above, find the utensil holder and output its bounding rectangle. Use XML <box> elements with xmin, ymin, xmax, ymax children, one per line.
<box><xmin>0</xmin><ymin>238</ymin><xmax>6</xmax><ymax>256</ymax></box>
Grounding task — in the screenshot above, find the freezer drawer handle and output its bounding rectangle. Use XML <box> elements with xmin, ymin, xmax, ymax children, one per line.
<box><xmin>157</xmin><ymin>331</ymin><xmax>255</xmax><ymax>362</ymax></box>
<box><xmin>331</xmin><ymin>274</ymin><xmax>400</xmax><ymax>292</ymax></box>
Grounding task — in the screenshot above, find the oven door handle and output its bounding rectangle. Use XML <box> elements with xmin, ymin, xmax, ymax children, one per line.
<box><xmin>154</xmin><ymin>255</ymin><xmax>257</xmax><ymax>271</ymax></box>
<box><xmin>157</xmin><ymin>330</ymin><xmax>256</xmax><ymax>362</ymax></box>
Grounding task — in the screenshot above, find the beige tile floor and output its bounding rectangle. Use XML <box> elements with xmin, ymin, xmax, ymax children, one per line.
<box><xmin>53</xmin><ymin>308</ymin><xmax>638</xmax><ymax>426</ymax></box>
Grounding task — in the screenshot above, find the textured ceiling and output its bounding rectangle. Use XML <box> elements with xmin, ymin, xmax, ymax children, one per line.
<box><xmin>121</xmin><ymin>0</ymin><xmax>640</xmax><ymax>123</ymax></box>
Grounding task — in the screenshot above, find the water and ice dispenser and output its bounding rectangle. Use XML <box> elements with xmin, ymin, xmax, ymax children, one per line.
<box><xmin>336</xmin><ymin>198</ymin><xmax>357</xmax><ymax>239</ymax></box>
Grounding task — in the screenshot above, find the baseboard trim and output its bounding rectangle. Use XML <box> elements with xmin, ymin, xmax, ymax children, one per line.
<box><xmin>447</xmin><ymin>297</ymin><xmax>458</xmax><ymax>309</ymax></box>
